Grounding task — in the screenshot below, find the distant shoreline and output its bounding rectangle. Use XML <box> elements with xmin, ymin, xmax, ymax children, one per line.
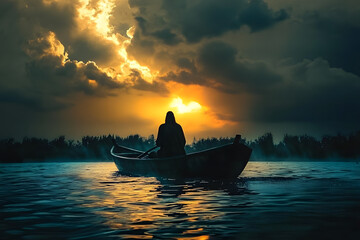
<box><xmin>1</xmin><ymin>131</ymin><xmax>360</xmax><ymax>163</ymax></box>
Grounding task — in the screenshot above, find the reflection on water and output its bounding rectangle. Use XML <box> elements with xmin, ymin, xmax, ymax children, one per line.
<box><xmin>1</xmin><ymin>162</ymin><xmax>360</xmax><ymax>239</ymax></box>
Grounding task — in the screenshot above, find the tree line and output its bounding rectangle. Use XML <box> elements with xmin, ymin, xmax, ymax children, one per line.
<box><xmin>1</xmin><ymin>131</ymin><xmax>360</xmax><ymax>162</ymax></box>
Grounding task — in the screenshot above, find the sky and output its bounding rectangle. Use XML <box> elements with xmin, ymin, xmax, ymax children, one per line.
<box><xmin>0</xmin><ymin>0</ymin><xmax>359</xmax><ymax>141</ymax></box>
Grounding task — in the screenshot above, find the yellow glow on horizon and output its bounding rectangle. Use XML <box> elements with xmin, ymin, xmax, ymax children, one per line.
<box><xmin>170</xmin><ymin>97</ymin><xmax>202</xmax><ymax>114</ymax></box>
<box><xmin>60</xmin><ymin>88</ymin><xmax>240</xmax><ymax>141</ymax></box>
<box><xmin>156</xmin><ymin>83</ymin><xmax>236</xmax><ymax>134</ymax></box>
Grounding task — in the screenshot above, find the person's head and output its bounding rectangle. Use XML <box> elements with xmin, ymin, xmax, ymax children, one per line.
<box><xmin>165</xmin><ymin>111</ymin><xmax>176</xmax><ymax>124</ymax></box>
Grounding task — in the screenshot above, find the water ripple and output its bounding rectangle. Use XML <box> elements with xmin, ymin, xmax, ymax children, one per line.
<box><xmin>1</xmin><ymin>162</ymin><xmax>360</xmax><ymax>239</ymax></box>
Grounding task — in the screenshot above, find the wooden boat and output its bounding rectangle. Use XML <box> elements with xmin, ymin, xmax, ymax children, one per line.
<box><xmin>110</xmin><ymin>135</ymin><xmax>252</xmax><ymax>179</ymax></box>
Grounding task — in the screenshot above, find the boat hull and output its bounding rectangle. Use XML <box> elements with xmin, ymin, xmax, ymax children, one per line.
<box><xmin>111</xmin><ymin>142</ymin><xmax>252</xmax><ymax>179</ymax></box>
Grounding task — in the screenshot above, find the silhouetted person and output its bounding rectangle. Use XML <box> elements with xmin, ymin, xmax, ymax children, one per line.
<box><xmin>156</xmin><ymin>111</ymin><xmax>186</xmax><ymax>157</ymax></box>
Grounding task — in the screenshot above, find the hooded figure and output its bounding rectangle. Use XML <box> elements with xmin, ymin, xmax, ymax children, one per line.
<box><xmin>156</xmin><ymin>111</ymin><xmax>186</xmax><ymax>157</ymax></box>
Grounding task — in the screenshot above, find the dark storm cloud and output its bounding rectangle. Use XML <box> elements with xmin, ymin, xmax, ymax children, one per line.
<box><xmin>232</xmin><ymin>3</ymin><xmax>360</xmax><ymax>77</ymax></box>
<box><xmin>293</xmin><ymin>9</ymin><xmax>360</xmax><ymax>76</ymax></box>
<box><xmin>83</xmin><ymin>62</ymin><xmax>120</xmax><ymax>89</ymax></box>
<box><xmin>128</xmin><ymin>70</ymin><xmax>168</xmax><ymax>94</ymax></box>
<box><xmin>23</xmin><ymin>0</ymin><xmax>77</xmax><ymax>37</ymax></box>
<box><xmin>173</xmin><ymin>0</ymin><xmax>288</xmax><ymax>42</ymax></box>
<box><xmin>130</xmin><ymin>0</ymin><xmax>288</xmax><ymax>43</ymax></box>
<box><xmin>128</xmin><ymin>0</ymin><xmax>359</xmax><ymax>80</ymax></box>
<box><xmin>241</xmin><ymin>58</ymin><xmax>360</xmax><ymax>122</ymax></box>
<box><xmin>160</xmin><ymin>70</ymin><xmax>205</xmax><ymax>85</ymax></box>
<box><xmin>197</xmin><ymin>41</ymin><xmax>282</xmax><ymax>92</ymax></box>
<box><xmin>22</xmin><ymin>32</ymin><xmax>125</xmax><ymax>107</ymax></box>
<box><xmin>8</xmin><ymin>0</ymin><xmax>119</xmax><ymax>66</ymax></box>
<box><xmin>66</xmin><ymin>36</ymin><xmax>117</xmax><ymax>66</ymax></box>
<box><xmin>175</xmin><ymin>57</ymin><xmax>197</xmax><ymax>73</ymax></box>
<box><xmin>150</xmin><ymin>28</ymin><xmax>181</xmax><ymax>45</ymax></box>
<box><xmin>127</xmin><ymin>0</ymin><xmax>288</xmax><ymax>91</ymax></box>
<box><xmin>161</xmin><ymin>41</ymin><xmax>282</xmax><ymax>93</ymax></box>
<box><xmin>160</xmin><ymin>58</ymin><xmax>200</xmax><ymax>85</ymax></box>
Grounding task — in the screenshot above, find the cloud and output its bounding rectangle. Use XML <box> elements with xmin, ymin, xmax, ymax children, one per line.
<box><xmin>130</xmin><ymin>0</ymin><xmax>288</xmax><ymax>43</ymax></box>
<box><xmin>127</xmin><ymin>69</ymin><xmax>168</xmax><ymax>94</ymax></box>
<box><xmin>126</xmin><ymin>0</ymin><xmax>360</xmax><ymax>83</ymax></box>
<box><xmin>25</xmin><ymin>32</ymin><xmax>122</xmax><ymax>88</ymax></box>
<box><xmin>65</xmin><ymin>35</ymin><xmax>119</xmax><ymax>66</ymax></box>
<box><xmin>245</xmin><ymin>58</ymin><xmax>360</xmax><ymax>122</ymax></box>
<box><xmin>0</xmin><ymin>0</ymin><xmax>166</xmax><ymax>111</ymax></box>
<box><xmin>228</xmin><ymin>2</ymin><xmax>360</xmax><ymax>77</ymax></box>
<box><xmin>150</xmin><ymin>28</ymin><xmax>181</xmax><ymax>45</ymax></box>
<box><xmin>160</xmin><ymin>41</ymin><xmax>282</xmax><ymax>93</ymax></box>
<box><xmin>294</xmin><ymin>9</ymin><xmax>360</xmax><ymax>76</ymax></box>
<box><xmin>109</xmin><ymin>0</ymin><xmax>135</xmax><ymax>37</ymax></box>
<box><xmin>22</xmin><ymin>0</ymin><xmax>122</xmax><ymax>67</ymax></box>
<box><xmin>160</xmin><ymin>70</ymin><xmax>205</xmax><ymax>86</ymax></box>
<box><xmin>126</xmin><ymin>0</ymin><xmax>289</xmax><ymax>70</ymax></box>
<box><xmin>197</xmin><ymin>41</ymin><xmax>282</xmax><ymax>92</ymax></box>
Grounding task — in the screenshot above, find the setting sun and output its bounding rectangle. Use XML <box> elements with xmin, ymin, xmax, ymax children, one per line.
<box><xmin>170</xmin><ymin>97</ymin><xmax>202</xmax><ymax>114</ymax></box>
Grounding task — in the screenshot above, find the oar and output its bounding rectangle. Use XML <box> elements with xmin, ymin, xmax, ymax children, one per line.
<box><xmin>137</xmin><ymin>146</ymin><xmax>158</xmax><ymax>158</ymax></box>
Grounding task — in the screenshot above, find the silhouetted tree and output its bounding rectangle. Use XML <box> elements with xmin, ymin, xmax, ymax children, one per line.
<box><xmin>1</xmin><ymin>131</ymin><xmax>360</xmax><ymax>162</ymax></box>
<box><xmin>0</xmin><ymin>138</ymin><xmax>22</xmax><ymax>162</ymax></box>
<box><xmin>190</xmin><ymin>137</ymin><xmax>234</xmax><ymax>152</ymax></box>
<box><xmin>299</xmin><ymin>135</ymin><xmax>324</xmax><ymax>158</ymax></box>
<box><xmin>253</xmin><ymin>133</ymin><xmax>276</xmax><ymax>156</ymax></box>
<box><xmin>283</xmin><ymin>135</ymin><xmax>302</xmax><ymax>157</ymax></box>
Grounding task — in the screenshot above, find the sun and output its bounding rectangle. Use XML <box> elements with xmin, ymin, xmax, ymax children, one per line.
<box><xmin>170</xmin><ymin>97</ymin><xmax>202</xmax><ymax>114</ymax></box>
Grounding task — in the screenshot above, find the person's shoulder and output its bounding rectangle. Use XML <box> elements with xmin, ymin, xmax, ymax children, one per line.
<box><xmin>176</xmin><ymin>123</ymin><xmax>183</xmax><ymax>129</ymax></box>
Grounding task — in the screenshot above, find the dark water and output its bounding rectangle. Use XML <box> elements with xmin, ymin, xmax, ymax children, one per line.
<box><xmin>1</xmin><ymin>161</ymin><xmax>360</xmax><ymax>240</ymax></box>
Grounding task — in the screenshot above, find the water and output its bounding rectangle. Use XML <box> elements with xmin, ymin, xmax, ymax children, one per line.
<box><xmin>1</xmin><ymin>161</ymin><xmax>360</xmax><ymax>239</ymax></box>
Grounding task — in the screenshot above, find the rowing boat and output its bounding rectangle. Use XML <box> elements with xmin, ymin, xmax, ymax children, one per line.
<box><xmin>110</xmin><ymin>135</ymin><xmax>252</xmax><ymax>179</ymax></box>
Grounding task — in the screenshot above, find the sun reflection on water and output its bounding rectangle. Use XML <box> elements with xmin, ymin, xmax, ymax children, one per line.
<box><xmin>73</xmin><ymin>163</ymin><xmax>242</xmax><ymax>239</ymax></box>
<box><xmin>2</xmin><ymin>162</ymin><xmax>360</xmax><ymax>239</ymax></box>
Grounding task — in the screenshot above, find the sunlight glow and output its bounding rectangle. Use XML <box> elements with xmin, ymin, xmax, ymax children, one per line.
<box><xmin>88</xmin><ymin>79</ymin><xmax>98</xmax><ymax>87</ymax></box>
<box><xmin>77</xmin><ymin>0</ymin><xmax>156</xmax><ymax>83</ymax></box>
<box><xmin>78</xmin><ymin>0</ymin><xmax>118</xmax><ymax>44</ymax></box>
<box><xmin>26</xmin><ymin>31</ymin><xmax>68</xmax><ymax>62</ymax></box>
<box><xmin>170</xmin><ymin>97</ymin><xmax>202</xmax><ymax>114</ymax></box>
<box><xmin>118</xmin><ymin>26</ymin><xmax>154</xmax><ymax>83</ymax></box>
<box><xmin>119</xmin><ymin>27</ymin><xmax>154</xmax><ymax>82</ymax></box>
